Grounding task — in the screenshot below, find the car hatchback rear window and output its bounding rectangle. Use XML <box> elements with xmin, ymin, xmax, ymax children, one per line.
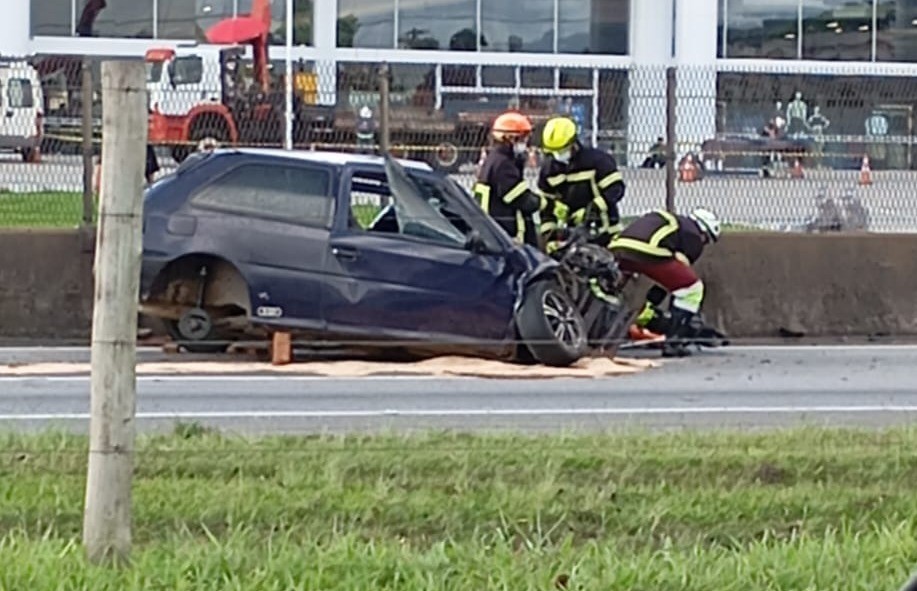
<box><xmin>191</xmin><ymin>162</ymin><xmax>333</xmax><ymax>226</ymax></box>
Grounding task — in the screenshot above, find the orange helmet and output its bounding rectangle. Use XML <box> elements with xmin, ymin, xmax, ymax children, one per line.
<box><xmin>491</xmin><ymin>111</ymin><xmax>532</xmax><ymax>143</ymax></box>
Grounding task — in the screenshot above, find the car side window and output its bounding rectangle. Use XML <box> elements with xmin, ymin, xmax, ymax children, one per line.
<box><xmin>345</xmin><ymin>170</ymin><xmax>468</xmax><ymax>249</ymax></box>
<box><xmin>191</xmin><ymin>162</ymin><xmax>333</xmax><ymax>227</ymax></box>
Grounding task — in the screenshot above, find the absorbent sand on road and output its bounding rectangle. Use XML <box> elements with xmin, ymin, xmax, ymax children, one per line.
<box><xmin>0</xmin><ymin>355</ymin><xmax>657</xmax><ymax>379</ymax></box>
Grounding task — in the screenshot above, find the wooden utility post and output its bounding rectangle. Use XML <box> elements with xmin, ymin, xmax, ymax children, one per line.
<box><xmin>664</xmin><ymin>66</ymin><xmax>677</xmax><ymax>213</ymax></box>
<box><xmin>81</xmin><ymin>58</ymin><xmax>95</xmax><ymax>226</ymax></box>
<box><xmin>82</xmin><ymin>59</ymin><xmax>147</xmax><ymax>565</ymax></box>
<box><xmin>378</xmin><ymin>62</ymin><xmax>391</xmax><ymax>154</ymax></box>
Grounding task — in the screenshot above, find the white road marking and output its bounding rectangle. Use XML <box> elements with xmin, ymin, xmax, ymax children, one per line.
<box><xmin>1</xmin><ymin>405</ymin><xmax>917</xmax><ymax>422</ymax></box>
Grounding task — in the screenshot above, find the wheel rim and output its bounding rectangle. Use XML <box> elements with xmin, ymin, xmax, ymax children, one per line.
<box><xmin>541</xmin><ymin>289</ymin><xmax>585</xmax><ymax>349</ymax></box>
<box><xmin>177</xmin><ymin>307</ymin><xmax>212</xmax><ymax>341</ymax></box>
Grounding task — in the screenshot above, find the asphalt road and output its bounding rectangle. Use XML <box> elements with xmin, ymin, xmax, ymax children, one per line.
<box><xmin>1</xmin><ymin>345</ymin><xmax>916</xmax><ymax>435</ymax></box>
<box><xmin>2</xmin><ymin>154</ymin><xmax>915</xmax><ymax>232</ymax></box>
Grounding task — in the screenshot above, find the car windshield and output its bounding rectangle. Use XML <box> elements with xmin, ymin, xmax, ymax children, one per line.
<box><xmin>146</xmin><ymin>61</ymin><xmax>163</xmax><ymax>83</ymax></box>
<box><xmin>383</xmin><ymin>156</ymin><xmax>467</xmax><ymax>245</ymax></box>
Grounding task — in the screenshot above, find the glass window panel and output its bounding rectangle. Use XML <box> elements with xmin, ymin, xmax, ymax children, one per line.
<box><xmin>874</xmin><ymin>0</ymin><xmax>917</xmax><ymax>62</ymax></box>
<box><xmin>187</xmin><ymin>0</ymin><xmax>234</xmax><ymax>37</ymax></box>
<box><xmin>559</xmin><ymin>0</ymin><xmax>629</xmax><ymax>54</ymax></box>
<box><xmin>521</xmin><ymin>67</ymin><xmax>554</xmax><ymax>88</ymax></box>
<box><xmin>481</xmin><ymin>66</ymin><xmax>515</xmax><ymax>87</ymax></box>
<box><xmin>337</xmin><ymin>62</ymin><xmax>435</xmax><ymax>110</ymax></box>
<box><xmin>724</xmin><ymin>0</ymin><xmax>799</xmax><ymax>59</ymax></box>
<box><xmin>559</xmin><ymin>67</ymin><xmax>593</xmax><ymax>89</ymax></box>
<box><xmin>802</xmin><ymin>0</ymin><xmax>872</xmax><ymax>61</ymax></box>
<box><xmin>156</xmin><ymin>0</ymin><xmax>201</xmax><ymax>40</ymax></box>
<box><xmin>31</xmin><ymin>0</ymin><xmax>71</xmax><ymax>36</ymax></box>
<box><xmin>236</xmin><ymin>0</ymin><xmax>302</xmax><ymax>46</ymax></box>
<box><xmin>79</xmin><ymin>0</ymin><xmax>154</xmax><ymax>38</ymax></box>
<box><xmin>716</xmin><ymin>72</ymin><xmax>917</xmax><ymax>171</ymax></box>
<box><xmin>442</xmin><ymin>65</ymin><xmax>476</xmax><ymax>87</ymax></box>
<box><xmin>337</xmin><ymin>0</ymin><xmax>395</xmax><ymax>48</ymax></box>
<box><xmin>397</xmin><ymin>0</ymin><xmax>476</xmax><ymax>50</ymax></box>
<box><xmin>481</xmin><ymin>0</ymin><xmax>554</xmax><ymax>53</ymax></box>
<box><xmin>717</xmin><ymin>0</ymin><xmax>726</xmax><ymax>57</ymax></box>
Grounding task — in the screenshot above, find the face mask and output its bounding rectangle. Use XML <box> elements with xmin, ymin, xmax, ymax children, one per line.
<box><xmin>553</xmin><ymin>149</ymin><xmax>572</xmax><ymax>164</ymax></box>
<box><xmin>513</xmin><ymin>142</ymin><xmax>528</xmax><ymax>156</ymax></box>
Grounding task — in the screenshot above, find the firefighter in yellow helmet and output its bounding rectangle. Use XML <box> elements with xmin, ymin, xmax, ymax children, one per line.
<box><xmin>537</xmin><ymin>116</ymin><xmax>626</xmax><ymax>253</ymax></box>
<box><xmin>472</xmin><ymin>111</ymin><xmax>542</xmax><ymax>247</ymax></box>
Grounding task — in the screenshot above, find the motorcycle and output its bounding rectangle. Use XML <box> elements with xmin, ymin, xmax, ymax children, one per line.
<box><xmin>548</xmin><ymin>224</ymin><xmax>730</xmax><ymax>356</ymax></box>
<box><xmin>548</xmin><ymin>225</ymin><xmax>644</xmax><ymax>357</ymax></box>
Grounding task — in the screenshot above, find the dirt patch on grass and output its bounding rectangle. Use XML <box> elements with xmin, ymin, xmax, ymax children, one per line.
<box><xmin>0</xmin><ymin>355</ymin><xmax>657</xmax><ymax>379</ymax></box>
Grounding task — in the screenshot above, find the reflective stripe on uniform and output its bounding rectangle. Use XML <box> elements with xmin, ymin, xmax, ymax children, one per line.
<box><xmin>546</xmin><ymin>174</ymin><xmax>566</xmax><ymax>187</ymax></box>
<box><xmin>503</xmin><ymin>180</ymin><xmax>530</xmax><ymax>204</ymax></box>
<box><xmin>671</xmin><ymin>279</ymin><xmax>704</xmax><ymax>314</ymax></box>
<box><xmin>515</xmin><ymin>211</ymin><xmax>525</xmax><ymax>242</ymax></box>
<box><xmin>609</xmin><ymin>209</ymin><xmax>679</xmax><ymax>257</ymax></box>
<box><xmin>636</xmin><ymin>302</ymin><xmax>657</xmax><ymax>326</ymax></box>
<box><xmin>472</xmin><ymin>182</ymin><xmax>491</xmax><ymax>212</ymax></box>
<box><xmin>553</xmin><ymin>169</ymin><xmax>620</xmax><ymax>234</ymax></box>
<box><xmin>598</xmin><ymin>171</ymin><xmax>624</xmax><ymax>189</ymax></box>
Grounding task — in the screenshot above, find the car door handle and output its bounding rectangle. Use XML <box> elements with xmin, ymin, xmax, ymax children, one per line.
<box><xmin>332</xmin><ymin>246</ymin><xmax>359</xmax><ymax>261</ymax></box>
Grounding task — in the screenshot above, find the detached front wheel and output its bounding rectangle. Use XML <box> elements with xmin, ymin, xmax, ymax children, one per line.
<box><xmin>516</xmin><ymin>279</ymin><xmax>588</xmax><ymax>367</ymax></box>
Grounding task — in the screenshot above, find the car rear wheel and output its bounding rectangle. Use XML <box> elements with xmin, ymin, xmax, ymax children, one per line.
<box><xmin>516</xmin><ymin>279</ymin><xmax>588</xmax><ymax>367</ymax></box>
<box><xmin>164</xmin><ymin>306</ymin><xmax>231</xmax><ymax>354</ymax></box>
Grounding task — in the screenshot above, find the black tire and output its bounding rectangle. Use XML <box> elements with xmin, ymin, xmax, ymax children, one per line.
<box><xmin>516</xmin><ymin>279</ymin><xmax>588</xmax><ymax>367</ymax></box>
<box><xmin>164</xmin><ymin>307</ymin><xmax>231</xmax><ymax>354</ymax></box>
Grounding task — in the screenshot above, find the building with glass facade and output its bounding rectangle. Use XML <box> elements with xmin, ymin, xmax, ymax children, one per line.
<box><xmin>7</xmin><ymin>0</ymin><xmax>917</xmax><ymax>168</ymax></box>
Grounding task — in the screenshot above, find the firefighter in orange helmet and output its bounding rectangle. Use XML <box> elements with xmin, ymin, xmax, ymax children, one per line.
<box><xmin>472</xmin><ymin>111</ymin><xmax>542</xmax><ymax>247</ymax></box>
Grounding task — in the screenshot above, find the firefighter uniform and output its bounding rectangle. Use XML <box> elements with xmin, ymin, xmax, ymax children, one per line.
<box><xmin>537</xmin><ymin>146</ymin><xmax>626</xmax><ymax>250</ymax></box>
<box><xmin>473</xmin><ymin>143</ymin><xmax>542</xmax><ymax>247</ymax></box>
<box><xmin>609</xmin><ymin>208</ymin><xmax>721</xmax><ymax>356</ymax></box>
<box><xmin>610</xmin><ymin>209</ymin><xmax>707</xmax><ymax>269</ymax></box>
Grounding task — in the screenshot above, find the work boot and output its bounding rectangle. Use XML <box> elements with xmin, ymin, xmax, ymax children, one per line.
<box><xmin>661</xmin><ymin>308</ymin><xmax>697</xmax><ymax>358</ymax></box>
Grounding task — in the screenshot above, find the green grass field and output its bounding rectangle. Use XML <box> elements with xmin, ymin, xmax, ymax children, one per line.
<box><xmin>1</xmin><ymin>426</ymin><xmax>915</xmax><ymax>589</ymax></box>
<box><xmin>0</xmin><ymin>191</ymin><xmax>93</xmax><ymax>228</ymax></box>
<box><xmin>0</xmin><ymin>191</ymin><xmax>769</xmax><ymax>233</ymax></box>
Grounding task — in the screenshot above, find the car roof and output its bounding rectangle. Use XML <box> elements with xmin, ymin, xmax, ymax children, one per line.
<box><xmin>220</xmin><ymin>147</ymin><xmax>435</xmax><ymax>171</ymax></box>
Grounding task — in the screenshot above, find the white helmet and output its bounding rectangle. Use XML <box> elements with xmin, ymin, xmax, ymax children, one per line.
<box><xmin>690</xmin><ymin>208</ymin><xmax>721</xmax><ymax>242</ymax></box>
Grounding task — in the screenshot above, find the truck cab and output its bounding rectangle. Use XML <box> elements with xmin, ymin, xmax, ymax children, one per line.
<box><xmin>146</xmin><ymin>47</ymin><xmax>223</xmax><ymax>119</ymax></box>
<box><xmin>0</xmin><ymin>59</ymin><xmax>44</xmax><ymax>162</ymax></box>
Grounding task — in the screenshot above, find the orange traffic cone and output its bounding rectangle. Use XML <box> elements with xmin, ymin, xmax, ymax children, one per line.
<box><xmin>791</xmin><ymin>158</ymin><xmax>804</xmax><ymax>179</ymax></box>
<box><xmin>678</xmin><ymin>155</ymin><xmax>698</xmax><ymax>182</ymax></box>
<box><xmin>859</xmin><ymin>154</ymin><xmax>872</xmax><ymax>186</ymax></box>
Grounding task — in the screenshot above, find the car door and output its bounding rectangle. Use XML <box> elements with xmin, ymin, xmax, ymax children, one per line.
<box><xmin>186</xmin><ymin>156</ymin><xmax>336</xmax><ymax>330</ymax></box>
<box><xmin>322</xmin><ymin>160</ymin><xmax>518</xmax><ymax>343</ymax></box>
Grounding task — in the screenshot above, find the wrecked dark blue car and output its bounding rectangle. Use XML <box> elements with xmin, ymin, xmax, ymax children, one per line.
<box><xmin>139</xmin><ymin>148</ymin><xmax>588</xmax><ymax>366</ymax></box>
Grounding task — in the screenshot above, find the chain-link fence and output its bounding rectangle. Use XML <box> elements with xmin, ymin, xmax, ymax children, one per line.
<box><xmin>1</xmin><ymin>52</ymin><xmax>914</xmax><ymax>232</ymax></box>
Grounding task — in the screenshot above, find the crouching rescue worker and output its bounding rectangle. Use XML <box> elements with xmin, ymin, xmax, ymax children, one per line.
<box><xmin>537</xmin><ymin>116</ymin><xmax>626</xmax><ymax>252</ymax></box>
<box><xmin>472</xmin><ymin>112</ymin><xmax>542</xmax><ymax>247</ymax></box>
<box><xmin>609</xmin><ymin>207</ymin><xmax>722</xmax><ymax>358</ymax></box>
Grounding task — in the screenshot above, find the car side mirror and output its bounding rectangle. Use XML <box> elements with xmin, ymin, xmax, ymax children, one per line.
<box><xmin>465</xmin><ymin>230</ymin><xmax>492</xmax><ymax>254</ymax></box>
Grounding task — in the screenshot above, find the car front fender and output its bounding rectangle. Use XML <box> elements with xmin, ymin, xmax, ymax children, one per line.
<box><xmin>512</xmin><ymin>258</ymin><xmax>561</xmax><ymax>316</ymax></box>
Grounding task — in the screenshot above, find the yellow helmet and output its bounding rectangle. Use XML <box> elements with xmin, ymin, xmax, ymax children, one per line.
<box><xmin>541</xmin><ymin>117</ymin><xmax>578</xmax><ymax>153</ymax></box>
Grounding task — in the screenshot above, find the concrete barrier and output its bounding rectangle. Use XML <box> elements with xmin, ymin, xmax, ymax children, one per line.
<box><xmin>696</xmin><ymin>232</ymin><xmax>917</xmax><ymax>338</ymax></box>
<box><xmin>1</xmin><ymin>230</ymin><xmax>916</xmax><ymax>342</ymax></box>
<box><xmin>0</xmin><ymin>229</ymin><xmax>95</xmax><ymax>342</ymax></box>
